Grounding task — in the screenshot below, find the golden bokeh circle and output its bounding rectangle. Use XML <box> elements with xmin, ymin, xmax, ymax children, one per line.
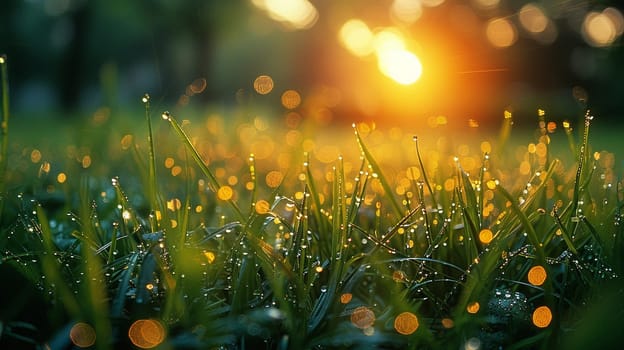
<box><xmin>255</xmin><ymin>199</ymin><xmax>271</xmax><ymax>214</ymax></box>
<box><xmin>217</xmin><ymin>186</ymin><xmax>234</xmax><ymax>201</ymax></box>
<box><xmin>532</xmin><ymin>306</ymin><xmax>552</xmax><ymax>328</ymax></box>
<box><xmin>467</xmin><ymin>301</ymin><xmax>480</xmax><ymax>314</ymax></box>
<box><xmin>254</xmin><ymin>75</ymin><xmax>274</xmax><ymax>95</ymax></box>
<box><xmin>394</xmin><ymin>312</ymin><xmax>419</xmax><ymax>335</ymax></box>
<box><xmin>69</xmin><ymin>322</ymin><xmax>96</xmax><ymax>348</ymax></box>
<box><xmin>527</xmin><ymin>265</ymin><xmax>547</xmax><ymax>286</ymax></box>
<box><xmin>350</xmin><ymin>306</ymin><xmax>375</xmax><ymax>329</ymax></box>
<box><xmin>128</xmin><ymin>319</ymin><xmax>166</xmax><ymax>349</ymax></box>
<box><xmin>479</xmin><ymin>229</ymin><xmax>494</xmax><ymax>244</ymax></box>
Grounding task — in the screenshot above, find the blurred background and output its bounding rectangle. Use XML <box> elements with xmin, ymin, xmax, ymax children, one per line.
<box><xmin>1</xmin><ymin>0</ymin><xmax>623</xmax><ymax>127</ymax></box>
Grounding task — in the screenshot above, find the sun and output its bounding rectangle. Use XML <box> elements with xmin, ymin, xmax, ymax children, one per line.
<box><xmin>377</xmin><ymin>48</ymin><xmax>423</xmax><ymax>85</ymax></box>
<box><xmin>339</xmin><ymin>21</ymin><xmax>423</xmax><ymax>85</ymax></box>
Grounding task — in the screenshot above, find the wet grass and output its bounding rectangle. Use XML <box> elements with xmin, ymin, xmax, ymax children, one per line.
<box><xmin>1</xmin><ymin>57</ymin><xmax>623</xmax><ymax>349</ymax></box>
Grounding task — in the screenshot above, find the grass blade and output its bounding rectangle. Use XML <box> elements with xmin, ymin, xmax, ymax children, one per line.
<box><xmin>163</xmin><ymin>111</ymin><xmax>245</xmax><ymax>221</ymax></box>
<box><xmin>353</xmin><ymin>124</ymin><xmax>402</xmax><ymax>218</ymax></box>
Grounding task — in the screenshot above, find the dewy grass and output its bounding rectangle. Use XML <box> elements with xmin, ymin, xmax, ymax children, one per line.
<box><xmin>0</xmin><ymin>68</ymin><xmax>622</xmax><ymax>348</ymax></box>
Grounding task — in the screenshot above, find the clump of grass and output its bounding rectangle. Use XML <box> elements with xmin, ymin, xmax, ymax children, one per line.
<box><xmin>0</xmin><ymin>62</ymin><xmax>622</xmax><ymax>349</ymax></box>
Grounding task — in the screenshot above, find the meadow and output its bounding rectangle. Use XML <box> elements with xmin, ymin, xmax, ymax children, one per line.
<box><xmin>0</xmin><ymin>57</ymin><xmax>623</xmax><ymax>349</ymax></box>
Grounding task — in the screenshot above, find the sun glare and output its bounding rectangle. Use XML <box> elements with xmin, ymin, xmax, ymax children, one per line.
<box><xmin>339</xmin><ymin>22</ymin><xmax>423</xmax><ymax>85</ymax></box>
<box><xmin>374</xmin><ymin>29</ymin><xmax>422</xmax><ymax>85</ymax></box>
<box><xmin>377</xmin><ymin>49</ymin><xmax>423</xmax><ymax>85</ymax></box>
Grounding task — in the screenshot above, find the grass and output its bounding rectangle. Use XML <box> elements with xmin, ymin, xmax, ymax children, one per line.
<box><xmin>0</xmin><ymin>56</ymin><xmax>623</xmax><ymax>350</ymax></box>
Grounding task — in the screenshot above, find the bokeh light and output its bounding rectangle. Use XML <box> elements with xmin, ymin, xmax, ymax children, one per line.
<box><xmin>253</xmin><ymin>75</ymin><xmax>274</xmax><ymax>95</ymax></box>
<box><xmin>281</xmin><ymin>89</ymin><xmax>302</xmax><ymax>109</ymax></box>
<box><xmin>190</xmin><ymin>77</ymin><xmax>207</xmax><ymax>94</ymax></box>
<box><xmin>265</xmin><ymin>170</ymin><xmax>284</xmax><ymax>188</ymax></box>
<box><xmin>81</xmin><ymin>155</ymin><xmax>92</xmax><ymax>169</ymax></box>
<box><xmin>252</xmin><ymin>0</ymin><xmax>318</xmax><ymax>30</ymax></box>
<box><xmin>527</xmin><ymin>265</ymin><xmax>547</xmax><ymax>286</ymax></box>
<box><xmin>340</xmin><ymin>293</ymin><xmax>353</xmax><ymax>304</ymax></box>
<box><xmin>441</xmin><ymin>318</ymin><xmax>454</xmax><ymax>329</ymax></box>
<box><xmin>582</xmin><ymin>8</ymin><xmax>624</xmax><ymax>47</ymax></box>
<box><xmin>394</xmin><ymin>311</ymin><xmax>419</xmax><ymax>335</ymax></box>
<box><xmin>217</xmin><ymin>185</ymin><xmax>234</xmax><ymax>200</ymax></box>
<box><xmin>128</xmin><ymin>319</ymin><xmax>166</xmax><ymax>349</ymax></box>
<box><xmin>69</xmin><ymin>322</ymin><xmax>96</xmax><ymax>348</ymax></box>
<box><xmin>31</xmin><ymin>149</ymin><xmax>42</xmax><ymax>163</ymax></box>
<box><xmin>532</xmin><ymin>306</ymin><xmax>552</xmax><ymax>328</ymax></box>
<box><xmin>339</xmin><ymin>19</ymin><xmax>375</xmax><ymax>57</ymax></box>
<box><xmin>203</xmin><ymin>251</ymin><xmax>216</xmax><ymax>264</ymax></box>
<box><xmin>120</xmin><ymin>134</ymin><xmax>133</xmax><ymax>150</ymax></box>
<box><xmin>351</xmin><ymin>306</ymin><xmax>375</xmax><ymax>329</ymax></box>
<box><xmin>255</xmin><ymin>199</ymin><xmax>271</xmax><ymax>214</ymax></box>
<box><xmin>473</xmin><ymin>0</ymin><xmax>500</xmax><ymax>10</ymax></box>
<box><xmin>390</xmin><ymin>0</ymin><xmax>423</xmax><ymax>24</ymax></box>
<box><xmin>486</xmin><ymin>17</ymin><xmax>518</xmax><ymax>48</ymax></box>
<box><xmin>519</xmin><ymin>3</ymin><xmax>549</xmax><ymax>34</ymax></box>
<box><xmin>478</xmin><ymin>228</ymin><xmax>493</xmax><ymax>244</ymax></box>
<box><xmin>466</xmin><ymin>301</ymin><xmax>480</xmax><ymax>314</ymax></box>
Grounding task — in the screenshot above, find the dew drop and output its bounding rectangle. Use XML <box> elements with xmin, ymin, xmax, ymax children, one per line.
<box><xmin>142</xmin><ymin>93</ymin><xmax>150</xmax><ymax>103</ymax></box>
<box><xmin>161</xmin><ymin>111</ymin><xmax>171</xmax><ymax>120</ymax></box>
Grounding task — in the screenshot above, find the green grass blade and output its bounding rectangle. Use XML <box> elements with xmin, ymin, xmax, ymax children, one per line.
<box><xmin>110</xmin><ymin>252</ymin><xmax>140</xmax><ymax>318</ymax></box>
<box><xmin>495</xmin><ymin>184</ymin><xmax>545</xmax><ymax>263</ymax></box>
<box><xmin>35</xmin><ymin>204</ymin><xmax>82</xmax><ymax>318</ymax></box>
<box><xmin>413</xmin><ymin>136</ymin><xmax>438</xmax><ymax>211</ymax></box>
<box><xmin>163</xmin><ymin>111</ymin><xmax>245</xmax><ymax>222</ymax></box>
<box><xmin>142</xmin><ymin>94</ymin><xmax>163</xmax><ymax>227</ymax></box>
<box><xmin>569</xmin><ymin>110</ymin><xmax>593</xmax><ymax>229</ymax></box>
<box><xmin>353</xmin><ymin>124</ymin><xmax>402</xmax><ymax>218</ymax></box>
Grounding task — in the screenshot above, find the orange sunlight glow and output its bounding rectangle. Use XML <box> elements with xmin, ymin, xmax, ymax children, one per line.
<box><xmin>377</xmin><ymin>49</ymin><xmax>422</xmax><ymax>85</ymax></box>
<box><xmin>340</xmin><ymin>23</ymin><xmax>423</xmax><ymax>85</ymax></box>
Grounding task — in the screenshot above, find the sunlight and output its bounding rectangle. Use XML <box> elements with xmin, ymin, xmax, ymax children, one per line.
<box><xmin>372</xmin><ymin>28</ymin><xmax>423</xmax><ymax>85</ymax></box>
<box><xmin>377</xmin><ymin>48</ymin><xmax>423</xmax><ymax>85</ymax></box>
<box><xmin>339</xmin><ymin>23</ymin><xmax>424</xmax><ymax>85</ymax></box>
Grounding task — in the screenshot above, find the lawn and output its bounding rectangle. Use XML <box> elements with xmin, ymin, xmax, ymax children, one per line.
<box><xmin>1</xmin><ymin>53</ymin><xmax>623</xmax><ymax>350</ymax></box>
